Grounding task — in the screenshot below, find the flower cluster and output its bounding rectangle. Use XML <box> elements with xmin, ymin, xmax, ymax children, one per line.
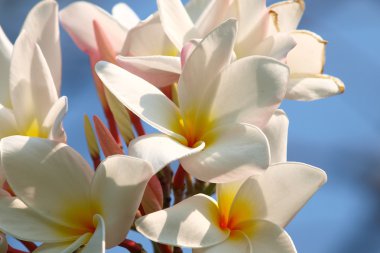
<box><xmin>0</xmin><ymin>0</ymin><xmax>344</xmax><ymax>252</ymax></box>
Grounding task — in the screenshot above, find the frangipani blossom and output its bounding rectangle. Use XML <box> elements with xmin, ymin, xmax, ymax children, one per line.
<box><xmin>0</xmin><ymin>0</ymin><xmax>66</xmax><ymax>142</ymax></box>
<box><xmin>0</xmin><ymin>136</ymin><xmax>154</xmax><ymax>252</ymax></box>
<box><xmin>136</xmin><ymin>162</ymin><xmax>327</xmax><ymax>252</ymax></box>
<box><xmin>96</xmin><ymin>20</ymin><xmax>289</xmax><ymax>183</ymax></box>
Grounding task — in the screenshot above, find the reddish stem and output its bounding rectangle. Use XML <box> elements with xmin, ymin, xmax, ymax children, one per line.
<box><xmin>119</xmin><ymin>239</ymin><xmax>145</xmax><ymax>253</ymax></box>
<box><xmin>7</xmin><ymin>245</ymin><xmax>27</xmax><ymax>253</ymax></box>
<box><xmin>157</xmin><ymin>244</ymin><xmax>173</xmax><ymax>253</ymax></box>
<box><xmin>104</xmin><ymin>105</ymin><xmax>121</xmax><ymax>145</ymax></box>
<box><xmin>19</xmin><ymin>241</ymin><xmax>36</xmax><ymax>252</ymax></box>
<box><xmin>129</xmin><ymin>111</ymin><xmax>145</xmax><ymax>136</ymax></box>
<box><xmin>173</xmin><ymin>165</ymin><xmax>187</xmax><ymax>204</ymax></box>
<box><xmin>91</xmin><ymin>155</ymin><xmax>101</xmax><ymax>170</ymax></box>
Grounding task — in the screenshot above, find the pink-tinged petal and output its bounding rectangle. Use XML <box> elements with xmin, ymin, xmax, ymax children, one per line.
<box><xmin>193</xmin><ymin>231</ymin><xmax>251</xmax><ymax>253</ymax></box>
<box><xmin>262</xmin><ymin>110</ymin><xmax>288</xmax><ymax>164</ymax></box>
<box><xmin>269</xmin><ymin>0</ymin><xmax>305</xmax><ymax>32</ymax></box>
<box><xmin>243</xmin><ymin>220</ymin><xmax>296</xmax><ymax>253</ymax></box>
<box><xmin>129</xmin><ymin>134</ymin><xmax>205</xmax><ymax>173</ymax></box>
<box><xmin>0</xmin><ymin>26</ymin><xmax>12</xmax><ymax>107</ymax></box>
<box><xmin>93</xmin><ymin>116</ymin><xmax>123</xmax><ymax>157</ymax></box>
<box><xmin>81</xmin><ymin>215</ymin><xmax>105</xmax><ymax>252</ymax></box>
<box><xmin>179</xmin><ymin>19</ymin><xmax>237</xmax><ymax>121</ymax></box>
<box><xmin>136</xmin><ymin>194</ymin><xmax>229</xmax><ymax>248</ymax></box>
<box><xmin>286</xmin><ymin>73</ymin><xmax>345</xmax><ymax>101</ymax></box>
<box><xmin>0</xmin><ymin>105</ymin><xmax>18</xmax><ymax>138</ymax></box>
<box><xmin>250</xmin><ymin>32</ymin><xmax>297</xmax><ymax>60</ymax></box>
<box><xmin>60</xmin><ymin>1</ymin><xmax>126</xmax><ymax>55</ymax></box>
<box><xmin>180</xmin><ymin>40</ymin><xmax>199</xmax><ymax>68</ymax></box>
<box><xmin>287</xmin><ymin>30</ymin><xmax>327</xmax><ymax>74</ymax></box>
<box><xmin>207</xmin><ymin>56</ymin><xmax>288</xmax><ymax>129</ymax></box>
<box><xmin>95</xmin><ymin>61</ymin><xmax>185</xmax><ymax>142</ymax></box>
<box><xmin>41</xmin><ymin>96</ymin><xmax>68</xmax><ymax>142</ymax></box>
<box><xmin>91</xmin><ymin>156</ymin><xmax>154</xmax><ymax>248</ymax></box>
<box><xmin>122</xmin><ymin>13</ymin><xmax>177</xmax><ymax>56</ymax></box>
<box><xmin>181</xmin><ymin>123</ymin><xmax>270</xmax><ymax>183</ymax></box>
<box><xmin>10</xmin><ymin>32</ymin><xmax>58</xmax><ymax>133</ymax></box>
<box><xmin>22</xmin><ymin>0</ymin><xmax>61</xmax><ymax>92</ymax></box>
<box><xmin>116</xmin><ymin>55</ymin><xmax>181</xmax><ymax>88</ymax></box>
<box><xmin>0</xmin><ymin>196</ymin><xmax>82</xmax><ymax>243</ymax></box>
<box><xmin>157</xmin><ymin>0</ymin><xmax>194</xmax><ymax>49</ymax></box>
<box><xmin>112</xmin><ymin>3</ymin><xmax>140</xmax><ymax>29</ymax></box>
<box><xmin>0</xmin><ymin>136</ymin><xmax>94</xmax><ymax>229</ymax></box>
<box><xmin>34</xmin><ymin>233</ymin><xmax>92</xmax><ymax>253</ymax></box>
<box><xmin>257</xmin><ymin>162</ymin><xmax>327</xmax><ymax>227</ymax></box>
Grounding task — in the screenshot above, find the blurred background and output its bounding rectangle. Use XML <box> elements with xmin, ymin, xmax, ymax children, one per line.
<box><xmin>1</xmin><ymin>0</ymin><xmax>379</xmax><ymax>252</ymax></box>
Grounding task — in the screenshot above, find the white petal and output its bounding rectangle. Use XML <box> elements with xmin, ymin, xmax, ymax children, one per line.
<box><xmin>185</xmin><ymin>0</ymin><xmax>213</xmax><ymax>22</ymax></box>
<box><xmin>287</xmin><ymin>30</ymin><xmax>327</xmax><ymax>74</ymax></box>
<box><xmin>269</xmin><ymin>0</ymin><xmax>305</xmax><ymax>31</ymax></box>
<box><xmin>112</xmin><ymin>3</ymin><xmax>140</xmax><ymax>29</ymax></box>
<box><xmin>286</xmin><ymin>73</ymin><xmax>345</xmax><ymax>101</ymax></box>
<box><xmin>179</xmin><ymin>19</ymin><xmax>237</xmax><ymax>122</ymax></box>
<box><xmin>116</xmin><ymin>55</ymin><xmax>181</xmax><ymax>88</ymax></box>
<box><xmin>122</xmin><ymin>13</ymin><xmax>177</xmax><ymax>56</ymax></box>
<box><xmin>95</xmin><ymin>61</ymin><xmax>185</xmax><ymax>142</ymax></box>
<box><xmin>34</xmin><ymin>233</ymin><xmax>92</xmax><ymax>253</ymax></box>
<box><xmin>0</xmin><ymin>196</ymin><xmax>81</xmax><ymax>243</ymax></box>
<box><xmin>193</xmin><ymin>231</ymin><xmax>250</xmax><ymax>253</ymax></box>
<box><xmin>181</xmin><ymin>123</ymin><xmax>270</xmax><ymax>183</ymax></box>
<box><xmin>0</xmin><ymin>105</ymin><xmax>18</xmax><ymax>138</ymax></box>
<box><xmin>250</xmin><ymin>32</ymin><xmax>297</xmax><ymax>60</ymax></box>
<box><xmin>22</xmin><ymin>0</ymin><xmax>61</xmax><ymax>92</ymax></box>
<box><xmin>81</xmin><ymin>215</ymin><xmax>105</xmax><ymax>253</ymax></box>
<box><xmin>0</xmin><ymin>26</ymin><xmax>12</xmax><ymax>107</ymax></box>
<box><xmin>0</xmin><ymin>136</ymin><xmax>94</xmax><ymax>229</ymax></box>
<box><xmin>91</xmin><ymin>155</ymin><xmax>154</xmax><ymax>248</ymax></box>
<box><xmin>256</xmin><ymin>162</ymin><xmax>327</xmax><ymax>227</ymax></box>
<box><xmin>207</xmin><ymin>56</ymin><xmax>289</xmax><ymax>129</ymax></box>
<box><xmin>262</xmin><ymin>110</ymin><xmax>288</xmax><ymax>164</ymax></box>
<box><xmin>129</xmin><ymin>134</ymin><xmax>205</xmax><ymax>173</ymax></box>
<box><xmin>157</xmin><ymin>0</ymin><xmax>194</xmax><ymax>49</ymax></box>
<box><xmin>60</xmin><ymin>1</ymin><xmax>127</xmax><ymax>54</ymax></box>
<box><xmin>244</xmin><ymin>220</ymin><xmax>296</xmax><ymax>253</ymax></box>
<box><xmin>136</xmin><ymin>194</ymin><xmax>229</xmax><ymax>248</ymax></box>
<box><xmin>10</xmin><ymin>32</ymin><xmax>58</xmax><ymax>133</ymax></box>
<box><xmin>41</xmin><ymin>96</ymin><xmax>68</xmax><ymax>142</ymax></box>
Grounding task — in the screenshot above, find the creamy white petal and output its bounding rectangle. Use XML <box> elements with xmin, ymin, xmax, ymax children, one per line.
<box><xmin>193</xmin><ymin>231</ymin><xmax>251</xmax><ymax>253</ymax></box>
<box><xmin>81</xmin><ymin>215</ymin><xmax>105</xmax><ymax>252</ymax></box>
<box><xmin>181</xmin><ymin>123</ymin><xmax>270</xmax><ymax>183</ymax></box>
<box><xmin>256</xmin><ymin>162</ymin><xmax>327</xmax><ymax>227</ymax></box>
<box><xmin>112</xmin><ymin>3</ymin><xmax>140</xmax><ymax>29</ymax></box>
<box><xmin>250</xmin><ymin>32</ymin><xmax>296</xmax><ymax>60</ymax></box>
<box><xmin>179</xmin><ymin>19</ymin><xmax>237</xmax><ymax>122</ymax></box>
<box><xmin>95</xmin><ymin>61</ymin><xmax>185</xmax><ymax>141</ymax></box>
<box><xmin>116</xmin><ymin>55</ymin><xmax>181</xmax><ymax>88</ymax></box>
<box><xmin>286</xmin><ymin>73</ymin><xmax>345</xmax><ymax>101</ymax></box>
<box><xmin>136</xmin><ymin>194</ymin><xmax>229</xmax><ymax>248</ymax></box>
<box><xmin>287</xmin><ymin>30</ymin><xmax>327</xmax><ymax>74</ymax></box>
<box><xmin>185</xmin><ymin>0</ymin><xmax>213</xmax><ymax>22</ymax></box>
<box><xmin>34</xmin><ymin>233</ymin><xmax>92</xmax><ymax>253</ymax></box>
<box><xmin>1</xmin><ymin>136</ymin><xmax>94</xmax><ymax>229</ymax></box>
<box><xmin>91</xmin><ymin>155</ymin><xmax>154</xmax><ymax>248</ymax></box>
<box><xmin>41</xmin><ymin>96</ymin><xmax>68</xmax><ymax>142</ymax></box>
<box><xmin>0</xmin><ymin>196</ymin><xmax>81</xmax><ymax>242</ymax></box>
<box><xmin>60</xmin><ymin>1</ymin><xmax>126</xmax><ymax>54</ymax></box>
<box><xmin>207</xmin><ymin>56</ymin><xmax>289</xmax><ymax>129</ymax></box>
<box><xmin>0</xmin><ymin>26</ymin><xmax>12</xmax><ymax>107</ymax></box>
<box><xmin>22</xmin><ymin>0</ymin><xmax>61</xmax><ymax>92</ymax></box>
<box><xmin>262</xmin><ymin>110</ymin><xmax>288</xmax><ymax>164</ymax></box>
<box><xmin>122</xmin><ymin>13</ymin><xmax>177</xmax><ymax>56</ymax></box>
<box><xmin>157</xmin><ymin>0</ymin><xmax>194</xmax><ymax>49</ymax></box>
<box><xmin>0</xmin><ymin>105</ymin><xmax>18</xmax><ymax>138</ymax></box>
<box><xmin>129</xmin><ymin>134</ymin><xmax>205</xmax><ymax>173</ymax></box>
<box><xmin>269</xmin><ymin>0</ymin><xmax>305</xmax><ymax>31</ymax></box>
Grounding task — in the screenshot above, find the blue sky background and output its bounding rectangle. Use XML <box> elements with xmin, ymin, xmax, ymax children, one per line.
<box><xmin>1</xmin><ymin>0</ymin><xmax>380</xmax><ymax>252</ymax></box>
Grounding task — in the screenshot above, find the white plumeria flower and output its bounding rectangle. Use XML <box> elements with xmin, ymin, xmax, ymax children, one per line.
<box><xmin>268</xmin><ymin>0</ymin><xmax>345</xmax><ymax>100</ymax></box>
<box><xmin>96</xmin><ymin>20</ymin><xmax>289</xmax><ymax>183</ymax></box>
<box><xmin>0</xmin><ymin>136</ymin><xmax>154</xmax><ymax>252</ymax></box>
<box><xmin>136</xmin><ymin>162</ymin><xmax>327</xmax><ymax>252</ymax></box>
<box><xmin>0</xmin><ymin>0</ymin><xmax>67</xmax><ymax>141</ymax></box>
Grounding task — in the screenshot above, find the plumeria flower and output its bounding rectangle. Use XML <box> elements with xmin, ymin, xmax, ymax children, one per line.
<box><xmin>96</xmin><ymin>20</ymin><xmax>289</xmax><ymax>183</ymax></box>
<box><xmin>0</xmin><ymin>136</ymin><xmax>154</xmax><ymax>252</ymax></box>
<box><xmin>136</xmin><ymin>162</ymin><xmax>327</xmax><ymax>252</ymax></box>
<box><xmin>269</xmin><ymin>0</ymin><xmax>345</xmax><ymax>100</ymax></box>
<box><xmin>0</xmin><ymin>0</ymin><xmax>67</xmax><ymax>142</ymax></box>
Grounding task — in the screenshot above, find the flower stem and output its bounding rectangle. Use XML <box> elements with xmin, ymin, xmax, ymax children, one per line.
<box><xmin>19</xmin><ymin>241</ymin><xmax>36</xmax><ymax>252</ymax></box>
<box><xmin>129</xmin><ymin>111</ymin><xmax>145</xmax><ymax>136</ymax></box>
<box><xmin>173</xmin><ymin>165</ymin><xmax>186</xmax><ymax>204</ymax></box>
<box><xmin>119</xmin><ymin>239</ymin><xmax>146</xmax><ymax>253</ymax></box>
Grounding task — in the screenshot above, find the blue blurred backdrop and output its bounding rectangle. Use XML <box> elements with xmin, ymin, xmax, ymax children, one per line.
<box><xmin>1</xmin><ymin>0</ymin><xmax>379</xmax><ymax>252</ymax></box>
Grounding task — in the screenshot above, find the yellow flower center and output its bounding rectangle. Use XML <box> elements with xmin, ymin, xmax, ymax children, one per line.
<box><xmin>24</xmin><ymin>119</ymin><xmax>44</xmax><ymax>137</ymax></box>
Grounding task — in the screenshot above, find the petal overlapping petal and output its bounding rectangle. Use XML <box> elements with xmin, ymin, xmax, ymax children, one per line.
<box><xmin>250</xmin><ymin>32</ymin><xmax>296</xmax><ymax>60</ymax></box>
<box><xmin>269</xmin><ymin>0</ymin><xmax>305</xmax><ymax>32</ymax></box>
<box><xmin>180</xmin><ymin>123</ymin><xmax>270</xmax><ymax>183</ymax></box>
<box><xmin>193</xmin><ymin>231</ymin><xmax>250</xmax><ymax>253</ymax></box>
<box><xmin>0</xmin><ymin>105</ymin><xmax>18</xmax><ymax>139</ymax></box>
<box><xmin>81</xmin><ymin>215</ymin><xmax>105</xmax><ymax>253</ymax></box>
<box><xmin>41</xmin><ymin>96</ymin><xmax>68</xmax><ymax>142</ymax></box>
<box><xmin>112</xmin><ymin>3</ymin><xmax>140</xmax><ymax>29</ymax></box>
<box><xmin>33</xmin><ymin>234</ymin><xmax>92</xmax><ymax>253</ymax></box>
<box><xmin>0</xmin><ymin>26</ymin><xmax>12</xmax><ymax>107</ymax></box>
<box><xmin>136</xmin><ymin>194</ymin><xmax>229</xmax><ymax>248</ymax></box>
